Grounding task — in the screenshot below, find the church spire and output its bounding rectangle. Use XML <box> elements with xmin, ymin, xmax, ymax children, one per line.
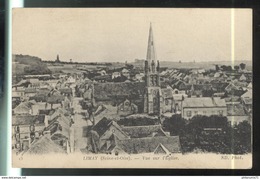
<box><xmin>146</xmin><ymin>23</ymin><xmax>156</xmax><ymax>64</ymax></box>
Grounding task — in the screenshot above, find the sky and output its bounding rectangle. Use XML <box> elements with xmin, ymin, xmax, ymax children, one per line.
<box><xmin>13</xmin><ymin>8</ymin><xmax>252</xmax><ymax>63</ymax></box>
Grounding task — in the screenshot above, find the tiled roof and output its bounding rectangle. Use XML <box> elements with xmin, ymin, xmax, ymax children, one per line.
<box><xmin>24</xmin><ymin>88</ymin><xmax>37</xmax><ymax>93</ymax></box>
<box><xmin>227</xmin><ymin>104</ymin><xmax>247</xmax><ymax>116</ymax></box>
<box><xmin>241</xmin><ymin>90</ymin><xmax>252</xmax><ymax>99</ymax></box>
<box><xmin>115</xmin><ymin>136</ymin><xmax>181</xmax><ymax>154</ymax></box>
<box><xmin>46</xmin><ymin>95</ymin><xmax>64</xmax><ymax>103</ymax></box>
<box><xmin>13</xmin><ymin>115</ymin><xmax>45</xmax><ymax>126</ymax></box>
<box><xmin>94</xmin><ymin>82</ymin><xmax>145</xmax><ymax>101</ymax></box>
<box><xmin>210</xmin><ymin>82</ymin><xmax>229</xmax><ymax>92</ymax></box>
<box><xmin>59</xmin><ymin>88</ymin><xmax>72</xmax><ymax>94</ymax></box>
<box><xmin>192</xmin><ymin>84</ymin><xmax>212</xmax><ymax>91</ymax></box>
<box><xmin>92</xmin><ymin>118</ymin><xmax>113</xmax><ymax>136</ymax></box>
<box><xmin>13</xmin><ymin>101</ymin><xmax>36</xmax><ymax>112</ymax></box>
<box><xmin>118</xmin><ymin>114</ymin><xmax>160</xmax><ymax>126</ymax></box>
<box><xmin>243</xmin><ymin>98</ymin><xmax>252</xmax><ymax>105</ymax></box>
<box><xmin>182</xmin><ymin>97</ymin><xmax>226</xmax><ymax>108</ymax></box>
<box><xmin>24</xmin><ymin>136</ymin><xmax>66</xmax><ymax>155</ymax></box>
<box><xmin>122</xmin><ymin>125</ymin><xmax>167</xmax><ymax>138</ymax></box>
<box><xmin>161</xmin><ymin>88</ymin><xmax>173</xmax><ymax>99</ymax></box>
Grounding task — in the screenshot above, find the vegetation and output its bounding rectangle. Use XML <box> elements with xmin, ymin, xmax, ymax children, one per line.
<box><xmin>240</xmin><ymin>63</ymin><xmax>246</xmax><ymax>70</ymax></box>
<box><xmin>162</xmin><ymin>114</ymin><xmax>251</xmax><ymax>154</ymax></box>
<box><xmin>14</xmin><ymin>54</ymin><xmax>51</xmax><ymax>75</ymax></box>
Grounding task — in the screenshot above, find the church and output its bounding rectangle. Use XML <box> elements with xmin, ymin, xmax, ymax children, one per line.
<box><xmin>91</xmin><ymin>24</ymin><xmax>175</xmax><ymax>116</ymax></box>
<box><xmin>143</xmin><ymin>24</ymin><xmax>174</xmax><ymax>115</ymax></box>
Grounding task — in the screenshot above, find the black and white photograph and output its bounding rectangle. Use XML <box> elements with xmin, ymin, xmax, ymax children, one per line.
<box><xmin>12</xmin><ymin>8</ymin><xmax>252</xmax><ymax>168</ymax></box>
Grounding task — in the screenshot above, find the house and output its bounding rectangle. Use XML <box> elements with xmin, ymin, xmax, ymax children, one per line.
<box><xmin>241</xmin><ymin>89</ymin><xmax>252</xmax><ymax>112</ymax></box>
<box><xmin>121</xmin><ymin>125</ymin><xmax>169</xmax><ymax>138</ymax></box>
<box><xmin>225</xmin><ymin>83</ymin><xmax>245</xmax><ymax>96</ymax></box>
<box><xmin>46</xmin><ymin>95</ymin><xmax>64</xmax><ymax>109</ymax></box>
<box><xmin>82</xmin><ymin>88</ymin><xmax>93</xmax><ymax>100</ymax></box>
<box><xmin>13</xmin><ymin>101</ymin><xmax>36</xmax><ymax>115</ymax></box>
<box><xmin>121</xmin><ymin>68</ymin><xmax>130</xmax><ymax>79</ymax></box>
<box><xmin>30</xmin><ymin>88</ymin><xmax>50</xmax><ymax>102</ymax></box>
<box><xmin>182</xmin><ymin>97</ymin><xmax>227</xmax><ymax>119</ymax></box>
<box><xmin>239</xmin><ymin>74</ymin><xmax>247</xmax><ymax>81</ymax></box>
<box><xmin>59</xmin><ymin>88</ymin><xmax>73</xmax><ymax>97</ymax></box>
<box><xmin>226</xmin><ymin>103</ymin><xmax>250</xmax><ymax>126</ymax></box>
<box><xmin>224</xmin><ymin>96</ymin><xmax>241</xmax><ymax>104</ymax></box>
<box><xmin>117</xmin><ymin>99</ymin><xmax>138</xmax><ymax>116</ymax></box>
<box><xmin>90</xmin><ymin>118</ymin><xmax>130</xmax><ymax>152</ymax></box>
<box><xmin>118</xmin><ymin>114</ymin><xmax>161</xmax><ymax>126</ymax></box>
<box><xmin>90</xmin><ymin>118</ymin><xmax>181</xmax><ymax>155</ymax></box>
<box><xmin>13</xmin><ymin>88</ymin><xmax>25</xmax><ymax>99</ymax></box>
<box><xmin>66</xmin><ymin>76</ymin><xmax>76</xmax><ymax>83</ymax></box>
<box><xmin>161</xmin><ymin>88</ymin><xmax>174</xmax><ymax>113</ymax></box>
<box><xmin>47</xmin><ymin>117</ymin><xmax>72</xmax><ymax>151</ymax></box>
<box><xmin>112</xmin><ymin>72</ymin><xmax>121</xmax><ymax>79</ymax></box>
<box><xmin>93</xmin><ymin>82</ymin><xmax>145</xmax><ymax>111</ymax></box>
<box><xmin>24</xmin><ymin>88</ymin><xmax>37</xmax><ymax>97</ymax></box>
<box><xmin>173</xmin><ymin>80</ymin><xmax>192</xmax><ymax>94</ymax></box>
<box><xmin>135</xmin><ymin>73</ymin><xmax>145</xmax><ymax>82</ymax></box>
<box><xmin>100</xmin><ymin>135</ymin><xmax>181</xmax><ymax>155</ymax></box>
<box><xmin>247</xmin><ymin>82</ymin><xmax>252</xmax><ymax>89</ymax></box>
<box><xmin>210</xmin><ymin>82</ymin><xmax>229</xmax><ymax>93</ymax></box>
<box><xmin>22</xmin><ymin>135</ymin><xmax>67</xmax><ymax>155</ymax></box>
<box><xmin>98</xmin><ymin>70</ymin><xmax>107</xmax><ymax>76</ymax></box>
<box><xmin>12</xmin><ymin>115</ymin><xmax>45</xmax><ymax>151</ymax></box>
<box><xmin>190</xmin><ymin>84</ymin><xmax>213</xmax><ymax>97</ymax></box>
<box><xmin>93</xmin><ymin>75</ymin><xmax>111</xmax><ymax>83</ymax></box>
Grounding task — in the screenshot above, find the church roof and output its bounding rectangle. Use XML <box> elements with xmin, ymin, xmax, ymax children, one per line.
<box><xmin>146</xmin><ymin>23</ymin><xmax>156</xmax><ymax>63</ymax></box>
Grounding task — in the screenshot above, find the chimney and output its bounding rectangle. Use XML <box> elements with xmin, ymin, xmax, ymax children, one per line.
<box><xmin>44</xmin><ymin>115</ymin><xmax>50</xmax><ymax>127</ymax></box>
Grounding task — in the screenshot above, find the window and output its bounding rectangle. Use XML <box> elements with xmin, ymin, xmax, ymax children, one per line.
<box><xmin>218</xmin><ymin>110</ymin><xmax>223</xmax><ymax>115</ymax></box>
<box><xmin>203</xmin><ymin>111</ymin><xmax>207</xmax><ymax>115</ymax></box>
<box><xmin>186</xmin><ymin>111</ymin><xmax>192</xmax><ymax>117</ymax></box>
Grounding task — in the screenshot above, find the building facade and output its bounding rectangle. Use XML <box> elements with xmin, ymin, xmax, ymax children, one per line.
<box><xmin>182</xmin><ymin>97</ymin><xmax>227</xmax><ymax>119</ymax></box>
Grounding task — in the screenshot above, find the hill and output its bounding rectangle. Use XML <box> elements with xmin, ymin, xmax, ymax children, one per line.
<box><xmin>13</xmin><ymin>54</ymin><xmax>51</xmax><ymax>75</ymax></box>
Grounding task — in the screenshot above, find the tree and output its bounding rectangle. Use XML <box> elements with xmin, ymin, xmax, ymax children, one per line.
<box><xmin>220</xmin><ymin>65</ymin><xmax>232</xmax><ymax>71</ymax></box>
<box><xmin>234</xmin><ymin>65</ymin><xmax>239</xmax><ymax>71</ymax></box>
<box><xmin>113</xmin><ymin>75</ymin><xmax>127</xmax><ymax>82</ymax></box>
<box><xmin>162</xmin><ymin>114</ymin><xmax>186</xmax><ymax>136</ymax></box>
<box><xmin>239</xmin><ymin>63</ymin><xmax>246</xmax><ymax>70</ymax></box>
<box><xmin>232</xmin><ymin>121</ymin><xmax>251</xmax><ymax>154</ymax></box>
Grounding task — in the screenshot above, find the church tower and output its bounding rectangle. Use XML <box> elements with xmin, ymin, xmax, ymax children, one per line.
<box><xmin>144</xmin><ymin>23</ymin><xmax>163</xmax><ymax>115</ymax></box>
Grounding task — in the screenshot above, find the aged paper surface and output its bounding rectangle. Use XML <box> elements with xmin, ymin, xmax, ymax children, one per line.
<box><xmin>12</xmin><ymin>8</ymin><xmax>252</xmax><ymax>168</ymax></box>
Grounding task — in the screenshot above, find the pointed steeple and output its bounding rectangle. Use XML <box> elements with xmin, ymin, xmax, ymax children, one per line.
<box><xmin>146</xmin><ymin>23</ymin><xmax>156</xmax><ymax>64</ymax></box>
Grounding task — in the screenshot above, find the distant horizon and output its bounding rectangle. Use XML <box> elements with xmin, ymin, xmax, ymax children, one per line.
<box><xmin>13</xmin><ymin>8</ymin><xmax>252</xmax><ymax>63</ymax></box>
<box><xmin>13</xmin><ymin>53</ymin><xmax>252</xmax><ymax>64</ymax></box>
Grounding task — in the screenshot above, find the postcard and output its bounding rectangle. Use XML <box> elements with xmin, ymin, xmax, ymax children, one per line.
<box><xmin>12</xmin><ymin>8</ymin><xmax>252</xmax><ymax>168</ymax></box>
